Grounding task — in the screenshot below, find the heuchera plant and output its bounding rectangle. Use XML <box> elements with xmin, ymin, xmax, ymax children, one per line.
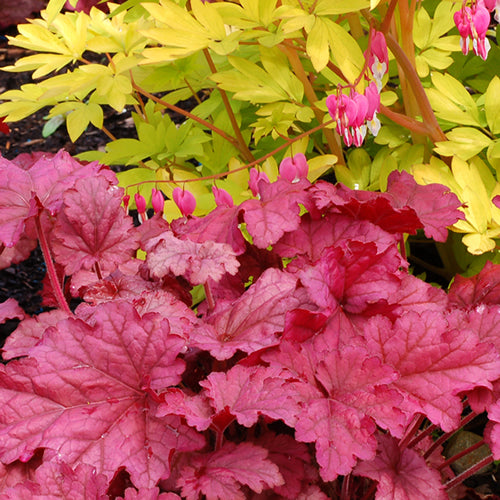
<box><xmin>1</xmin><ymin>149</ymin><xmax>500</xmax><ymax>499</ymax></box>
<box><xmin>1</xmin><ymin>0</ymin><xmax>499</xmax><ymax>265</ymax></box>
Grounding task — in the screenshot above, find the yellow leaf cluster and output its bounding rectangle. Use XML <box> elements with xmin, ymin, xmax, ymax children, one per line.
<box><xmin>413</xmin><ymin>156</ymin><xmax>500</xmax><ymax>255</ymax></box>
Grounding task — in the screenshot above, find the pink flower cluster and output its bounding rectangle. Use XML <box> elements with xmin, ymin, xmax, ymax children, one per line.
<box><xmin>326</xmin><ymin>82</ymin><xmax>381</xmax><ymax>148</ymax></box>
<box><xmin>454</xmin><ymin>0</ymin><xmax>495</xmax><ymax>60</ymax></box>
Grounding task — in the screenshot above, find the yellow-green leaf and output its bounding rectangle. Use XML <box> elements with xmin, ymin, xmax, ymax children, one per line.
<box><xmin>314</xmin><ymin>0</ymin><xmax>369</xmax><ymax>15</ymax></box>
<box><xmin>45</xmin><ymin>0</ymin><xmax>67</xmax><ymax>25</ymax></box>
<box><xmin>485</xmin><ymin>76</ymin><xmax>500</xmax><ymax>134</ymax></box>
<box><xmin>306</xmin><ymin>17</ymin><xmax>330</xmax><ymax>72</ymax></box>
<box><xmin>434</xmin><ymin>128</ymin><xmax>492</xmax><ymax>160</ymax></box>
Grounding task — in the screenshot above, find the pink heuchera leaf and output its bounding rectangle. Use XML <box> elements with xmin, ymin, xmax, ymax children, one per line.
<box><xmin>287</xmin><ymin>346</ymin><xmax>403</xmax><ymax>480</ymax></box>
<box><xmin>0</xmin><ymin>299</ymin><xmax>25</xmax><ymax>323</ymax></box>
<box><xmin>354</xmin><ymin>433</ymin><xmax>448</xmax><ymax>500</ymax></box>
<box><xmin>51</xmin><ymin>176</ymin><xmax>139</xmax><ymax>275</ymax></box>
<box><xmin>311</xmin><ymin>180</ymin><xmax>422</xmax><ymax>235</ymax></box>
<box><xmin>0</xmin><ymin>158</ymin><xmax>38</xmax><ymax>247</ymax></box>
<box><xmin>296</xmin><ymin>398</ymin><xmax>377</xmax><ymax>481</ymax></box>
<box><xmin>365</xmin><ymin>310</ymin><xmax>500</xmax><ymax>431</ymax></box>
<box><xmin>146</xmin><ymin>231</ymin><xmax>239</xmax><ymax>285</ymax></box>
<box><xmin>253</xmin><ymin>432</ymin><xmax>317</xmax><ymax>499</ymax></box>
<box><xmin>157</xmin><ymin>387</ymin><xmax>214</xmax><ymax>431</ymax></box>
<box><xmin>118</xmin><ymin>487</ymin><xmax>181</xmax><ymax>499</ymax></box>
<box><xmin>386</xmin><ymin>170</ymin><xmax>464</xmax><ymax>241</ymax></box>
<box><xmin>2</xmin><ymin>309</ymin><xmax>68</xmax><ymax>360</ymax></box>
<box><xmin>241</xmin><ymin>178</ymin><xmax>311</xmax><ymax>248</ymax></box>
<box><xmin>0</xmin><ymin>226</ymin><xmax>37</xmax><ymax>270</ymax></box>
<box><xmin>448</xmin><ymin>260</ymin><xmax>500</xmax><ymax>307</ymax></box>
<box><xmin>190</xmin><ymin>268</ymin><xmax>300</xmax><ymax>359</ymax></box>
<box><xmin>177</xmin><ymin>442</ymin><xmax>284</xmax><ymax>500</ymax></box>
<box><xmin>274</xmin><ymin>212</ymin><xmax>398</xmax><ymax>261</ymax></box>
<box><xmin>291</xmin><ymin>240</ymin><xmax>402</xmax><ymax>315</ymax></box>
<box><xmin>0</xmin><ymin>461</ymin><xmax>109</xmax><ymax>499</ymax></box>
<box><xmin>0</xmin><ymin>150</ymin><xmax>111</xmax><ymax>248</ymax></box>
<box><xmin>0</xmin><ymin>301</ymin><xmax>205</xmax><ymax>488</ymax></box>
<box><xmin>389</xmin><ymin>273</ymin><xmax>448</xmax><ymax>316</ymax></box>
<box><xmin>200</xmin><ymin>364</ymin><xmax>303</xmax><ymax>428</ymax></box>
<box><xmin>172</xmin><ymin>205</ymin><xmax>246</xmax><ymax>255</ymax></box>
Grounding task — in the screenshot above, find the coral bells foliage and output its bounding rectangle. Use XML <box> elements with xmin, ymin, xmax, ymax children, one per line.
<box><xmin>2</xmin><ymin>151</ymin><xmax>500</xmax><ymax>499</ymax></box>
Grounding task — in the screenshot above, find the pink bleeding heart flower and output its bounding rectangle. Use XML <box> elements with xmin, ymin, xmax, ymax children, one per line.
<box><xmin>454</xmin><ymin>1</ymin><xmax>491</xmax><ymax>60</ymax></box>
<box><xmin>279</xmin><ymin>153</ymin><xmax>309</xmax><ymax>183</ymax></box>
<box><xmin>212</xmin><ymin>186</ymin><xmax>234</xmax><ymax>208</ymax></box>
<box><xmin>326</xmin><ymin>85</ymin><xmax>381</xmax><ymax>148</ymax></box>
<box><xmin>172</xmin><ymin>187</ymin><xmax>196</xmax><ymax>217</ymax></box>
<box><xmin>134</xmin><ymin>193</ymin><xmax>147</xmax><ymax>223</ymax></box>
<box><xmin>485</xmin><ymin>0</ymin><xmax>500</xmax><ymax>22</ymax></box>
<box><xmin>151</xmin><ymin>188</ymin><xmax>165</xmax><ymax>214</ymax></box>
<box><xmin>351</xmin><ymin>93</ymin><xmax>369</xmax><ymax>147</ymax></box>
<box><xmin>365</xmin><ymin>82</ymin><xmax>381</xmax><ymax>137</ymax></box>
<box><xmin>123</xmin><ymin>194</ymin><xmax>130</xmax><ymax>215</ymax></box>
<box><xmin>365</xmin><ymin>29</ymin><xmax>389</xmax><ymax>90</ymax></box>
<box><xmin>472</xmin><ymin>1</ymin><xmax>492</xmax><ymax>59</ymax></box>
<box><xmin>248</xmin><ymin>168</ymin><xmax>270</xmax><ymax>197</ymax></box>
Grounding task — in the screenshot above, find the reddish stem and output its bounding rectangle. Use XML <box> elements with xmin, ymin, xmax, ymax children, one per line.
<box><xmin>438</xmin><ymin>438</ymin><xmax>487</xmax><ymax>471</ymax></box>
<box><xmin>399</xmin><ymin>413</ymin><xmax>425</xmax><ymax>450</ymax></box>
<box><xmin>424</xmin><ymin>411</ymin><xmax>479</xmax><ymax>459</ymax></box>
<box><xmin>204</xmin><ymin>281</ymin><xmax>215</xmax><ymax>312</ymax></box>
<box><xmin>445</xmin><ymin>454</ymin><xmax>494</xmax><ymax>491</ymax></box>
<box><xmin>35</xmin><ymin>213</ymin><xmax>71</xmax><ymax>314</ymax></box>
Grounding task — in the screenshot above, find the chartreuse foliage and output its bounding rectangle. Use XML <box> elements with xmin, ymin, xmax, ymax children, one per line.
<box><xmin>0</xmin><ymin>0</ymin><xmax>499</xmax><ymax>264</ymax></box>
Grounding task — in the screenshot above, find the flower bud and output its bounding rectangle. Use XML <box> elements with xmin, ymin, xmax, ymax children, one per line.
<box><xmin>123</xmin><ymin>194</ymin><xmax>130</xmax><ymax>214</ymax></box>
<box><xmin>134</xmin><ymin>193</ymin><xmax>147</xmax><ymax>223</ymax></box>
<box><xmin>172</xmin><ymin>187</ymin><xmax>196</xmax><ymax>217</ymax></box>
<box><xmin>151</xmin><ymin>188</ymin><xmax>165</xmax><ymax>214</ymax></box>
<box><xmin>248</xmin><ymin>168</ymin><xmax>270</xmax><ymax>196</ymax></box>
<box><xmin>212</xmin><ymin>186</ymin><xmax>234</xmax><ymax>208</ymax></box>
<box><xmin>279</xmin><ymin>153</ymin><xmax>309</xmax><ymax>183</ymax></box>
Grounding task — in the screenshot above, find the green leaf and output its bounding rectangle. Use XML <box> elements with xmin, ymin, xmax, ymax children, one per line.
<box><xmin>42</xmin><ymin>114</ymin><xmax>66</xmax><ymax>138</ymax></box>
<box><xmin>434</xmin><ymin>128</ymin><xmax>492</xmax><ymax>160</ymax></box>
<box><xmin>485</xmin><ymin>76</ymin><xmax>500</xmax><ymax>134</ymax></box>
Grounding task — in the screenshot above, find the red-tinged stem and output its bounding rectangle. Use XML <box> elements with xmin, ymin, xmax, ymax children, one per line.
<box><xmin>214</xmin><ymin>429</ymin><xmax>224</xmax><ymax>451</ymax></box>
<box><xmin>360</xmin><ymin>481</ymin><xmax>377</xmax><ymax>500</ymax></box>
<box><xmin>94</xmin><ymin>262</ymin><xmax>103</xmax><ymax>281</ymax></box>
<box><xmin>423</xmin><ymin>411</ymin><xmax>479</xmax><ymax>459</ymax></box>
<box><xmin>379</xmin><ymin>105</ymin><xmax>430</xmax><ymax>137</ymax></box>
<box><xmin>340</xmin><ymin>473</ymin><xmax>352</xmax><ymax>500</ymax></box>
<box><xmin>438</xmin><ymin>438</ymin><xmax>487</xmax><ymax>471</ymax></box>
<box><xmin>383</xmin><ymin>32</ymin><xmax>446</xmax><ymax>143</ymax></box>
<box><xmin>399</xmin><ymin>413</ymin><xmax>425</xmax><ymax>450</ymax></box>
<box><xmin>125</xmin><ymin>119</ymin><xmax>336</xmax><ymax>189</ymax></box>
<box><xmin>445</xmin><ymin>454</ymin><xmax>494</xmax><ymax>491</ymax></box>
<box><xmin>203</xmin><ymin>49</ymin><xmax>255</xmax><ymax>163</ymax></box>
<box><xmin>379</xmin><ymin>0</ymin><xmax>399</xmax><ymax>34</ymax></box>
<box><xmin>407</xmin><ymin>421</ymin><xmax>438</xmax><ymax>449</ymax></box>
<box><xmin>35</xmin><ymin>214</ymin><xmax>71</xmax><ymax>315</ymax></box>
<box><xmin>131</xmin><ymin>82</ymin><xmax>254</xmax><ymax>163</ymax></box>
<box><xmin>204</xmin><ymin>281</ymin><xmax>215</xmax><ymax>312</ymax></box>
<box><xmin>279</xmin><ymin>42</ymin><xmax>345</xmax><ymax>164</ymax></box>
